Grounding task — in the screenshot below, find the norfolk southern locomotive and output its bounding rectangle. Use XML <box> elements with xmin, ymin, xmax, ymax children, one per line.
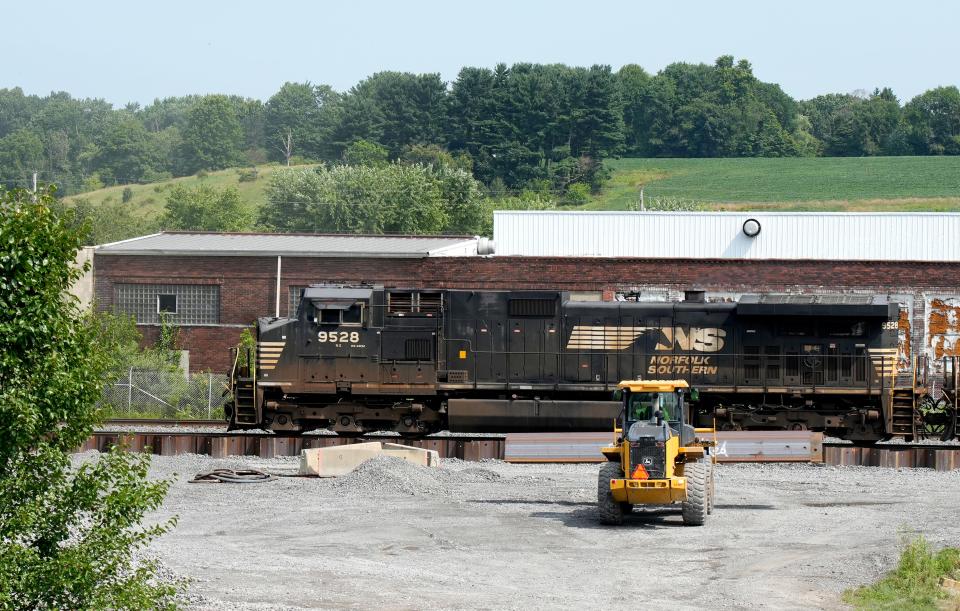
<box><xmin>223</xmin><ymin>285</ymin><xmax>939</xmax><ymax>443</ymax></box>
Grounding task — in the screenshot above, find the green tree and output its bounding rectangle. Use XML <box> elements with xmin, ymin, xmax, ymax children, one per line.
<box><xmin>163</xmin><ymin>184</ymin><xmax>253</xmax><ymax>231</ymax></box>
<box><xmin>90</xmin><ymin>116</ymin><xmax>164</xmax><ymax>184</ymax></box>
<box><xmin>264</xmin><ymin>82</ymin><xmax>334</xmax><ymax>164</ymax></box>
<box><xmin>323</xmin><ymin>94</ymin><xmax>385</xmax><ymax>160</ymax></box>
<box><xmin>342</xmin><ymin>139</ymin><xmax>389</xmax><ymax>167</ymax></box>
<box><xmin>901</xmin><ymin>86</ymin><xmax>960</xmax><ymax>155</ymax></box>
<box><xmin>0</xmin><ymin>187</ymin><xmax>175</xmax><ymax>608</ymax></box>
<box><xmin>349</xmin><ymin>72</ymin><xmax>448</xmax><ymax>156</ymax></box>
<box><xmin>181</xmin><ymin>95</ymin><xmax>243</xmax><ymax>172</ymax></box>
<box><xmin>0</xmin><ymin>128</ymin><xmax>43</xmax><ymax>187</ymax></box>
<box><xmin>429</xmin><ymin>165</ymin><xmax>486</xmax><ymax>234</ymax></box>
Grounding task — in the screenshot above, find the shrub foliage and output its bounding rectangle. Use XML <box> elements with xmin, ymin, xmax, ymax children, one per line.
<box><xmin>0</xmin><ymin>187</ymin><xmax>175</xmax><ymax>608</ymax></box>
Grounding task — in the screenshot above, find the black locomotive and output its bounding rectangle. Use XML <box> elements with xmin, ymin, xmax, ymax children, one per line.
<box><xmin>226</xmin><ymin>284</ymin><xmax>913</xmax><ymax>443</ymax></box>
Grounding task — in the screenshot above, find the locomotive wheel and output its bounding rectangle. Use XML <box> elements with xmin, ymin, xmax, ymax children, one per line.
<box><xmin>597</xmin><ymin>462</ymin><xmax>628</xmax><ymax>525</ymax></box>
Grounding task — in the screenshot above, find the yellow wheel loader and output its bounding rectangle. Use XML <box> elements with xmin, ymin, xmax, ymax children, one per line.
<box><xmin>597</xmin><ymin>380</ymin><xmax>716</xmax><ymax>526</ymax></box>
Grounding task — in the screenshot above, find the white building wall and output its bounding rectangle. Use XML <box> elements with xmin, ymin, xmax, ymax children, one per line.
<box><xmin>493</xmin><ymin>211</ymin><xmax>960</xmax><ymax>261</ymax></box>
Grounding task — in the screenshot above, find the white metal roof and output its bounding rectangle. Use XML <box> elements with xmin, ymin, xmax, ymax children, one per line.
<box><xmin>493</xmin><ymin>211</ymin><xmax>960</xmax><ymax>261</ymax></box>
<box><xmin>96</xmin><ymin>232</ymin><xmax>482</xmax><ymax>258</ymax></box>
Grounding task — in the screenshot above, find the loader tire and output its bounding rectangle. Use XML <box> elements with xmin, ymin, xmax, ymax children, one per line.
<box><xmin>701</xmin><ymin>459</ymin><xmax>716</xmax><ymax>515</ymax></box>
<box><xmin>597</xmin><ymin>461</ymin><xmax>628</xmax><ymax>525</ymax></box>
<box><xmin>682</xmin><ymin>461</ymin><xmax>708</xmax><ymax>526</ymax></box>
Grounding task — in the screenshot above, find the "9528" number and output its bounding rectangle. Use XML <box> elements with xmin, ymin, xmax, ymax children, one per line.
<box><xmin>318</xmin><ymin>331</ymin><xmax>360</xmax><ymax>343</ymax></box>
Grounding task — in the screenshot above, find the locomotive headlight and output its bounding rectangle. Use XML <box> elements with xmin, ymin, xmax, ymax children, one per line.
<box><xmin>742</xmin><ymin>218</ymin><xmax>761</xmax><ymax>237</ymax></box>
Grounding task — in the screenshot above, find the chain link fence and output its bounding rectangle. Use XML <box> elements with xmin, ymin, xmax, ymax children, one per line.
<box><xmin>100</xmin><ymin>368</ymin><xmax>230</xmax><ymax>419</ymax></box>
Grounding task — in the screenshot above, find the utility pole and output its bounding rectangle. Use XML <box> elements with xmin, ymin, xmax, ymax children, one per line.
<box><xmin>638</xmin><ymin>185</ymin><xmax>645</xmax><ymax>211</ymax></box>
<box><xmin>31</xmin><ymin>172</ymin><xmax>38</xmax><ymax>202</ymax></box>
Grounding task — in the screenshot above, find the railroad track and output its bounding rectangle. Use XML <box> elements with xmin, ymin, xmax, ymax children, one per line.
<box><xmin>822</xmin><ymin>441</ymin><xmax>960</xmax><ymax>470</ymax></box>
<box><xmin>84</xmin><ymin>428</ymin><xmax>504</xmax><ymax>460</ymax></box>
<box><xmin>86</xmin><ymin>426</ymin><xmax>960</xmax><ymax>470</ymax></box>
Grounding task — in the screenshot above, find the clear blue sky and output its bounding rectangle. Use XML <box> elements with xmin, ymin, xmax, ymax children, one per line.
<box><xmin>4</xmin><ymin>0</ymin><xmax>957</xmax><ymax>106</ymax></box>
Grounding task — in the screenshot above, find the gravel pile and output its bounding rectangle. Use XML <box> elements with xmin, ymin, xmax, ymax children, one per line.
<box><xmin>333</xmin><ymin>455</ymin><xmax>447</xmax><ymax>495</ymax></box>
<box><xmin>331</xmin><ymin>455</ymin><xmax>504</xmax><ymax>496</ymax></box>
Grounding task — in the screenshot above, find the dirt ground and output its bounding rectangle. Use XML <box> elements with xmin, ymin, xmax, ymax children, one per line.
<box><xmin>136</xmin><ymin>454</ymin><xmax>960</xmax><ymax>610</ymax></box>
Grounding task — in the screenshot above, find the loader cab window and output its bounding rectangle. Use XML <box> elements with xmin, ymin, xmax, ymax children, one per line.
<box><xmin>627</xmin><ymin>392</ymin><xmax>679</xmax><ymax>423</ymax></box>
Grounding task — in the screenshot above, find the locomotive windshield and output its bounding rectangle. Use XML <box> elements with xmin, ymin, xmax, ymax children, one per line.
<box><xmin>310</xmin><ymin>302</ymin><xmax>363</xmax><ymax>326</ymax></box>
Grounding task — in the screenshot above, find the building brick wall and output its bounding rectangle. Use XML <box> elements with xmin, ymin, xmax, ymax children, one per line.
<box><xmin>94</xmin><ymin>253</ymin><xmax>960</xmax><ymax>373</ymax></box>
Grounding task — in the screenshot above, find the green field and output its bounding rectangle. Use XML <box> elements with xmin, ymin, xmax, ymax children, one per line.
<box><xmin>63</xmin><ymin>163</ymin><xmax>318</xmax><ymax>219</ymax></box>
<box><xmin>66</xmin><ymin>157</ymin><xmax>960</xmax><ymax>222</ymax></box>
<box><xmin>587</xmin><ymin>157</ymin><xmax>960</xmax><ymax>211</ymax></box>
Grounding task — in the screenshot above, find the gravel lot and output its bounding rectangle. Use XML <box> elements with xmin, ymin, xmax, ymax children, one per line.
<box><xmin>127</xmin><ymin>453</ymin><xmax>960</xmax><ymax>610</ymax></box>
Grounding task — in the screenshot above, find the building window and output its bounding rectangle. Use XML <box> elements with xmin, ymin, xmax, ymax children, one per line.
<box><xmin>115</xmin><ymin>284</ymin><xmax>219</xmax><ymax>325</ymax></box>
<box><xmin>288</xmin><ymin>286</ymin><xmax>308</xmax><ymax>317</ymax></box>
<box><xmin>157</xmin><ymin>294</ymin><xmax>177</xmax><ymax>314</ymax></box>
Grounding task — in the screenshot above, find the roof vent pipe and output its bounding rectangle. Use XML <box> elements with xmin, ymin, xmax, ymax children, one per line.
<box><xmin>477</xmin><ymin>237</ymin><xmax>496</xmax><ymax>255</ymax></box>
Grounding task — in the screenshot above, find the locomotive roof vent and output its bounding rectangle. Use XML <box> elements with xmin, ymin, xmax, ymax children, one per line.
<box><xmin>742</xmin><ymin>218</ymin><xmax>761</xmax><ymax>237</ymax></box>
<box><xmin>684</xmin><ymin>290</ymin><xmax>706</xmax><ymax>303</ymax></box>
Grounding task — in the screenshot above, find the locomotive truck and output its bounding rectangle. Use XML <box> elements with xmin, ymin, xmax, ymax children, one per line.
<box><xmin>225</xmin><ymin>284</ymin><xmax>956</xmax><ymax>443</ymax></box>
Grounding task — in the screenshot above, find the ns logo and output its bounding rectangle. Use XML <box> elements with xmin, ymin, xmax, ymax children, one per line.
<box><xmin>566</xmin><ymin>325</ymin><xmax>727</xmax><ymax>352</ymax></box>
<box><xmin>655</xmin><ymin>327</ymin><xmax>726</xmax><ymax>352</ymax></box>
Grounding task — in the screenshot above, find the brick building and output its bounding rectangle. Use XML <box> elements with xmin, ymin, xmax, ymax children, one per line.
<box><xmin>94</xmin><ymin>213</ymin><xmax>960</xmax><ymax>374</ymax></box>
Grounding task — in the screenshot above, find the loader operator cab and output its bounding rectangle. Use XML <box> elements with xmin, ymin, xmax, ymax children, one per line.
<box><xmin>618</xmin><ymin>380</ymin><xmax>695</xmax><ymax>446</ymax></box>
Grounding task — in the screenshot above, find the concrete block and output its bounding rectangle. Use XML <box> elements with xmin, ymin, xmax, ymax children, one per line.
<box><xmin>299</xmin><ymin>441</ymin><xmax>439</xmax><ymax>476</ymax></box>
<box><xmin>299</xmin><ymin>442</ymin><xmax>382</xmax><ymax>477</ymax></box>
<box><xmin>382</xmin><ymin>443</ymin><xmax>440</xmax><ymax>467</ymax></box>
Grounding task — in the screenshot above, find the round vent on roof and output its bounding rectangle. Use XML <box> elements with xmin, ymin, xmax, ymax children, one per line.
<box><xmin>742</xmin><ymin>218</ymin><xmax>761</xmax><ymax>238</ymax></box>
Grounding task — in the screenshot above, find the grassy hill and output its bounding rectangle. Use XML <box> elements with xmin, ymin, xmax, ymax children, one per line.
<box><xmin>587</xmin><ymin>157</ymin><xmax>960</xmax><ymax>211</ymax></box>
<box><xmin>66</xmin><ymin>157</ymin><xmax>960</xmax><ymax>230</ymax></box>
<box><xmin>63</xmin><ymin>163</ymin><xmax>318</xmax><ymax>220</ymax></box>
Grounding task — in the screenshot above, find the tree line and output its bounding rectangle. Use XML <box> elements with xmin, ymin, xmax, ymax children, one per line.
<box><xmin>2</xmin><ymin>55</ymin><xmax>959</xmax><ymax>196</ymax></box>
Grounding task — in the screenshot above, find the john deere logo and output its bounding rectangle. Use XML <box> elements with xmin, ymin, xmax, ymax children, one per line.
<box><xmin>566</xmin><ymin>326</ymin><xmax>726</xmax><ymax>352</ymax></box>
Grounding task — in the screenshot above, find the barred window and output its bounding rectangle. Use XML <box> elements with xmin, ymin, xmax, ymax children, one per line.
<box><xmin>288</xmin><ymin>286</ymin><xmax>308</xmax><ymax>317</ymax></box>
<box><xmin>115</xmin><ymin>284</ymin><xmax>219</xmax><ymax>325</ymax></box>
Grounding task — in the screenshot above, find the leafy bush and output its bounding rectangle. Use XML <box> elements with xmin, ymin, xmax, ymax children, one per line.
<box><xmin>261</xmin><ymin>163</ymin><xmax>487</xmax><ymax>235</ymax></box>
<box><xmin>122</xmin><ymin>186</ymin><xmax>134</xmax><ymax>203</ymax></box>
<box><xmin>563</xmin><ymin>183</ymin><xmax>590</xmax><ymax>205</ymax></box>
<box><xmin>51</xmin><ymin>197</ymin><xmax>160</xmax><ymax>246</ymax></box>
<box><xmin>342</xmin><ymin>140</ymin><xmax>389</xmax><ymax>167</ymax></box>
<box><xmin>641</xmin><ymin>196</ymin><xmax>707</xmax><ymax>212</ymax></box>
<box><xmin>0</xmin><ymin>187</ymin><xmax>176</xmax><ymax>608</ymax></box>
<box><xmin>163</xmin><ymin>184</ymin><xmax>253</xmax><ymax>232</ymax></box>
<box><xmin>81</xmin><ymin>173</ymin><xmax>104</xmax><ymax>192</ymax></box>
<box><xmin>236</xmin><ymin>167</ymin><xmax>259</xmax><ymax>182</ymax></box>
